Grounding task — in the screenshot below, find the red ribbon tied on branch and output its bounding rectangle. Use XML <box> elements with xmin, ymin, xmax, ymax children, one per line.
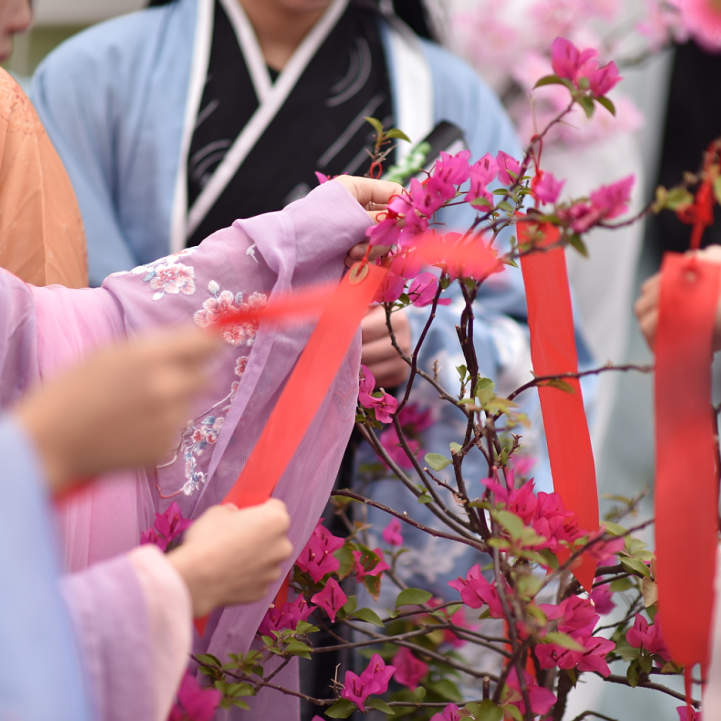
<box><xmin>655</xmin><ymin>253</ymin><xmax>721</xmax><ymax>689</ymax></box>
<box><xmin>518</xmin><ymin>219</ymin><xmax>599</xmax><ymax>591</ymax></box>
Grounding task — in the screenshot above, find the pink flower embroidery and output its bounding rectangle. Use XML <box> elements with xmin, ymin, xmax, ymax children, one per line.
<box><xmin>392</xmin><ymin>647</ymin><xmax>428</xmax><ymax>690</ymax></box>
<box><xmin>148</xmin><ymin>262</ymin><xmax>196</xmax><ymax>300</ymax></box>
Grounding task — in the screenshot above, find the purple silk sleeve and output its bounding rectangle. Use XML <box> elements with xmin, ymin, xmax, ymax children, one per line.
<box><xmin>0</xmin><ymin>181</ymin><xmax>371</xmax><ymax>721</ymax></box>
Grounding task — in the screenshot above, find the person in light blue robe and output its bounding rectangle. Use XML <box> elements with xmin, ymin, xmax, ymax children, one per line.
<box><xmin>0</xmin><ymin>414</ymin><xmax>92</xmax><ymax>721</ymax></box>
<box><xmin>31</xmin><ymin>0</ymin><xmax>594</xmax><ymax>636</ymax></box>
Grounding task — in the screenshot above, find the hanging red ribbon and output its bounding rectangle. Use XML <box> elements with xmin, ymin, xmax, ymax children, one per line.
<box><xmin>518</xmin><ymin>221</ymin><xmax>599</xmax><ymax>591</ymax></box>
<box><xmin>654</xmin><ymin>252</ymin><xmax>720</xmax><ymax>676</ymax></box>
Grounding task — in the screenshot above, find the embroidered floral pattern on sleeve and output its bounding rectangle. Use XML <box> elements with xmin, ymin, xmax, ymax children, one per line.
<box><xmin>193</xmin><ymin>280</ymin><xmax>267</xmax><ymax>347</ymax></box>
<box><xmin>122</xmin><ymin>248</ymin><xmax>199</xmax><ymax>300</ymax></box>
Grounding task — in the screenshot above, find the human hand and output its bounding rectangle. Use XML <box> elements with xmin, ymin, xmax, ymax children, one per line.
<box><xmin>361</xmin><ymin>305</ymin><xmax>412</xmax><ymax>388</ymax></box>
<box><xmin>14</xmin><ymin>327</ymin><xmax>219</xmax><ymax>494</ymax></box>
<box><xmin>635</xmin><ymin>245</ymin><xmax>721</xmax><ymax>351</ymax></box>
<box><xmin>168</xmin><ymin>499</ymin><xmax>293</xmax><ymax>617</ymax></box>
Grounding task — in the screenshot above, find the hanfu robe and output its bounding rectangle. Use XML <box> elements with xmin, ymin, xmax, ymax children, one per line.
<box><xmin>0</xmin><ymin>69</ymin><xmax>86</xmax><ymax>288</ymax></box>
<box><xmin>0</xmin><ymin>180</ymin><xmax>373</xmax><ymax>720</ymax></box>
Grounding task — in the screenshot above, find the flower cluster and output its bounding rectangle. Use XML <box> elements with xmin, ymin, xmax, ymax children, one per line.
<box><xmin>358</xmin><ymin>364</ymin><xmax>398</xmax><ymax>423</ymax></box>
<box><xmin>140</xmin><ymin>501</ymin><xmax>192</xmax><ymax>552</ymax></box>
<box><xmin>341</xmin><ymin>654</ymin><xmax>396</xmax><ymax>712</ymax></box>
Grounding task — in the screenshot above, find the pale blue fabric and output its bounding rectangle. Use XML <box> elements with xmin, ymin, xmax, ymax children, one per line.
<box><xmin>0</xmin><ymin>415</ymin><xmax>91</xmax><ymax>721</ymax></box>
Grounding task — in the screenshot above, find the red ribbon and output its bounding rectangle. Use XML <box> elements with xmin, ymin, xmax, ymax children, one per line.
<box><xmin>654</xmin><ymin>253</ymin><xmax>720</xmax><ymax>676</ymax></box>
<box><xmin>518</xmin><ymin>221</ymin><xmax>599</xmax><ymax>590</ymax></box>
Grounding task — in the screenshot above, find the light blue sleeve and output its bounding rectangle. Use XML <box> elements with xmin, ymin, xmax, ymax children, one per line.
<box><xmin>0</xmin><ymin>415</ymin><xmax>91</xmax><ymax>721</ymax></box>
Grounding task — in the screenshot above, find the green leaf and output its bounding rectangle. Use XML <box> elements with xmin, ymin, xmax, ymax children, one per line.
<box><xmin>196</xmin><ymin>653</ymin><xmax>222</xmax><ymax>667</ymax></box>
<box><xmin>538</xmin><ymin>548</ymin><xmax>559</xmax><ymax>570</ymax></box>
<box><xmin>395</xmin><ymin>588</ymin><xmax>433</xmax><ymax>608</ymax></box>
<box><xmin>614</xmin><ymin>639</ymin><xmax>640</xmax><ymax>662</ymax></box>
<box><xmin>541</xmin><ymin>378</ymin><xmax>576</xmax><ymax>394</ymax></box>
<box><xmin>493</xmin><ymin>510</ymin><xmax>525</xmax><ymax>540</ymax></box>
<box><xmin>567</xmin><ymin>233</ymin><xmax>588</xmax><ymax>257</ymax></box>
<box><xmin>385</xmin><ymin>128</ymin><xmax>411</xmax><ymax>143</ymax></box>
<box><xmin>627</xmin><ymin>660</ymin><xmax>640</xmax><ymax>688</ymax></box>
<box><xmin>487</xmin><ymin>537</ymin><xmax>510</xmax><ymax>549</ymax></box>
<box><xmin>364</xmin><ymin>116</ymin><xmax>385</xmax><ymax>135</ymax></box>
<box><xmin>642</xmin><ymin>577</ymin><xmax>658</xmax><ymax>607</ymax></box>
<box><xmin>469</xmin><ymin>700</ymin><xmax>503</xmax><ymax>721</ymax></box>
<box><xmin>296</xmin><ymin>621</ymin><xmax>319</xmax><ymax>635</ymax></box>
<box><xmin>450</xmin><ymin>442</ymin><xmax>463</xmax><ymax>454</ymax></box>
<box><xmin>353</xmin><ymin>607</ymin><xmax>385</xmax><ymax>627</ymax></box>
<box><xmin>578</xmin><ymin>95</ymin><xmax>596</xmax><ymax>119</ymax></box>
<box><xmin>595</xmin><ymin>95</ymin><xmax>616</xmax><ymax>115</ymax></box>
<box><xmin>456</xmin><ymin>364</ymin><xmax>468</xmax><ymax>380</ymax></box>
<box><xmin>505</xmin><ymin>704</ymin><xmax>524</xmax><ymax>721</ymax></box>
<box><xmin>363</xmin><ymin>572</ymin><xmax>382</xmax><ymax>602</ymax></box>
<box><xmin>515</xmin><ymin>573</ymin><xmax>544</xmax><ymax>598</ymax></box>
<box><xmin>610</xmin><ymin>577</ymin><xmax>635</xmax><ymax>593</ymax></box>
<box><xmin>334</xmin><ymin>544</ymin><xmax>356</xmax><ymax>580</ymax></box>
<box><xmin>325</xmin><ymin>699</ymin><xmax>357</xmax><ymax>718</ymax></box>
<box><xmin>566</xmin><ymin>668</ymin><xmax>578</xmax><ymax>687</ymax></box>
<box><xmin>284</xmin><ymin>640</ymin><xmax>312</xmax><ymax>659</ymax></box>
<box><xmin>425</xmin><ymin>453</ymin><xmax>451</xmax><ymax>471</ymax></box>
<box><xmin>544</xmin><ymin>631</ymin><xmax>586</xmax><ymax>651</ymax></box>
<box><xmin>665</xmin><ymin>186</ymin><xmax>694</xmax><ymax>211</ymax></box>
<box><xmin>414</xmin><ymin>687</ymin><xmax>427</xmax><ymax>701</ymax></box>
<box><xmin>603</xmin><ymin>521</ymin><xmax>627</xmax><ymax>536</ymax></box>
<box><xmin>368</xmin><ymin>698</ymin><xmax>396</xmax><ymax>715</ymax></box>
<box><xmin>427</xmin><ymin>679</ymin><xmax>463</xmax><ymax>702</ymax></box>
<box><xmin>639</xmin><ymin>652</ymin><xmax>653</xmax><ymax>674</ymax></box>
<box><xmin>418</xmin><ymin>493</ymin><xmax>433</xmax><ymax>504</ymax></box>
<box><xmin>533</xmin><ymin>74</ymin><xmax>564</xmax><ymax>89</ymax></box>
<box><xmin>497</xmin><ymin>200</ymin><xmax>514</xmax><ymax>213</ymax></box>
<box><xmin>342</xmin><ymin>595</ymin><xmax>358</xmax><ymax>614</ymax></box>
<box><xmin>620</xmin><ymin>557</ymin><xmax>651</xmax><ymax>578</ymax></box>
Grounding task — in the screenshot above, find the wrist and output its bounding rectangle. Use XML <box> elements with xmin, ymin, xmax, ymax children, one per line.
<box><xmin>167</xmin><ymin>546</ymin><xmax>216</xmax><ymax>618</ymax></box>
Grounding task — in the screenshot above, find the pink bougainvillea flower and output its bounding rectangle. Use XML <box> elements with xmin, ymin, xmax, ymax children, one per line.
<box><xmin>433</xmin><ymin>149</ymin><xmax>472</xmax><ymax>186</ymax></box>
<box><xmin>382</xmin><ymin>518</ymin><xmax>404</xmax><ymax>547</ymax></box>
<box><xmin>484</xmin><ymin>478</ymin><xmax>538</xmax><ymax>525</ymax></box>
<box><xmin>441</xmin><ymin>605</ymin><xmax>473</xmax><ymax>648</ymax></box>
<box><xmin>589</xmin><ymin>174</ymin><xmax>635</xmax><ymax>220</ymax></box>
<box><xmin>496</xmin><ymin>150</ymin><xmax>521</xmax><ymax>185</ymax></box>
<box><xmin>341</xmin><ymin>654</ymin><xmax>396</xmax><ymax>711</ymax></box>
<box><xmin>366</xmin><ymin>215</ymin><xmax>403</xmax><ymax>247</ymax></box>
<box><xmin>626</xmin><ymin>614</ymin><xmax>671</xmax><ymax>661</ymax></box>
<box><xmin>407</xmin><ymin>272</ymin><xmax>451</xmax><ymax>307</ymax></box>
<box><xmin>258</xmin><ymin>596</ymin><xmax>314</xmax><ymax>636</ymax></box>
<box><xmin>470</xmin><ymin>153</ymin><xmax>498</xmax><ymax>186</ymax></box>
<box><xmin>169</xmin><ymin>672</ymin><xmax>222</xmax><ymax>721</ymax></box>
<box><xmin>576</xmin><ymin>635</ymin><xmax>615</xmax><ymax>676</ymax></box>
<box><xmin>295</xmin><ymin>520</ymin><xmax>344</xmax><ymax>582</ymax></box>
<box><xmin>409</xmin><ymin>177</ymin><xmax>446</xmax><ymax>217</ymax></box>
<box><xmin>583</xmin><ymin>531</ymin><xmax>625</xmax><ymax>564</ymax></box>
<box><xmin>370</xmin><ymin>392</ymin><xmax>398</xmax><ymax>424</ymax></box>
<box><xmin>389</xmin><ymin>249</ymin><xmax>423</xmax><ymax>280</ymax></box>
<box><xmin>315</xmin><ymin>171</ymin><xmax>329</xmax><ymax>184</ymax></box>
<box><xmin>589</xmin><ymin>61</ymin><xmax>622</xmax><ymax>97</ymax></box>
<box><xmin>141</xmin><ymin>501</ymin><xmax>192</xmax><ymax>552</ymax></box>
<box><xmin>531</xmin><ymin>170</ymin><xmax>565</xmax><ymax>204</ymax></box>
<box><xmin>590</xmin><ymin>584</ymin><xmax>616</xmax><ymax>615</ymax></box>
<box><xmin>448</xmin><ymin>563</ymin><xmax>506</xmax><ymax>617</ymax></box>
<box><xmin>353</xmin><ymin>548</ymin><xmax>391</xmax><ymax>580</ymax></box>
<box><xmin>671</xmin><ymin>0</ymin><xmax>721</xmax><ymax>51</ymax></box>
<box><xmin>676</xmin><ymin>705</ymin><xmax>702</xmax><ymax>721</ymax></box>
<box><xmin>374</xmin><ymin>272</ymin><xmax>407</xmax><ymax>304</ymax></box>
<box><xmin>378</xmin><ymin>425</ymin><xmax>419</xmax><ymax>469</ymax></box>
<box><xmin>430</xmin><ymin>703</ymin><xmax>461</xmax><ymax>721</ymax></box>
<box><xmin>311</xmin><ymin>577</ymin><xmax>348</xmax><ymax>623</ymax></box>
<box><xmin>550</xmin><ymin>37</ymin><xmax>599</xmax><ymax>85</ymax></box>
<box><xmin>504</xmin><ymin>668</ymin><xmax>556</xmax><ymax>717</ymax></box>
<box><xmin>359</xmin><ymin>365</ymin><xmax>376</xmax><ymax>406</ymax></box>
<box><xmin>541</xmin><ymin>596</ymin><xmax>598</xmax><ymax>636</ymax></box>
<box><xmin>392</xmin><ymin>647</ymin><xmax>428</xmax><ymax>690</ymax></box>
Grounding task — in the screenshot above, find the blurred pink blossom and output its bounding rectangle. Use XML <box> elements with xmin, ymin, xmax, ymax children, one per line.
<box><xmin>258</xmin><ymin>596</ymin><xmax>314</xmax><ymax>636</ymax></box>
<box><xmin>671</xmin><ymin>0</ymin><xmax>721</xmax><ymax>51</ymax></box>
<box><xmin>392</xmin><ymin>647</ymin><xmax>428</xmax><ymax>690</ymax></box>
<box><xmin>169</xmin><ymin>672</ymin><xmax>221</xmax><ymax>721</ymax></box>
<box><xmin>382</xmin><ymin>518</ymin><xmax>404</xmax><ymax>546</ymax></box>
<box><xmin>295</xmin><ymin>519</ymin><xmax>344</xmax><ymax>582</ymax></box>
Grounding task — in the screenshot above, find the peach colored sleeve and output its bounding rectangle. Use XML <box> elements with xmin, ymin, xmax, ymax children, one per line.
<box><xmin>0</xmin><ymin>69</ymin><xmax>87</xmax><ymax>288</ymax></box>
<box><xmin>127</xmin><ymin>545</ymin><xmax>194</xmax><ymax>721</ymax></box>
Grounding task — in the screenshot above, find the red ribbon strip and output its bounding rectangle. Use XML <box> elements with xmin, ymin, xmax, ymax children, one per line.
<box><xmin>195</xmin><ymin>264</ymin><xmax>388</xmax><ymax>636</ymax></box>
<box><xmin>518</xmin><ymin>221</ymin><xmax>599</xmax><ymax>591</ymax></box>
<box><xmin>655</xmin><ymin>252</ymin><xmax>720</xmax><ymax>674</ymax></box>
